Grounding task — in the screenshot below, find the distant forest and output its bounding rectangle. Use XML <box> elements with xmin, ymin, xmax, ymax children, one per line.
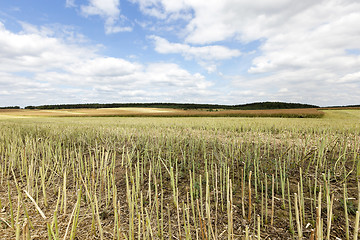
<box><xmin>324</xmin><ymin>104</ymin><xmax>360</xmax><ymax>108</ymax></box>
<box><xmin>0</xmin><ymin>106</ymin><xmax>21</xmax><ymax>109</ymax></box>
<box><xmin>24</xmin><ymin>102</ymin><xmax>319</xmax><ymax>110</ymax></box>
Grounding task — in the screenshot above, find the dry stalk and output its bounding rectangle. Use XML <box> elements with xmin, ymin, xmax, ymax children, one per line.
<box><xmin>352</xmin><ymin>210</ymin><xmax>359</xmax><ymax>240</ymax></box>
<box><xmin>294</xmin><ymin>193</ymin><xmax>302</xmax><ymax>240</ymax></box>
<box><xmin>241</xmin><ymin>168</ymin><xmax>245</xmax><ymax>219</ymax></box>
<box><xmin>271</xmin><ymin>174</ymin><xmax>275</xmax><ymax>226</ymax></box>
<box><xmin>248</xmin><ymin>171</ymin><xmax>252</xmax><ymax>222</ymax></box>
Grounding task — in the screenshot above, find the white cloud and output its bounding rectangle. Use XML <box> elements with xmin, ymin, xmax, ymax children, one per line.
<box><xmin>149</xmin><ymin>35</ymin><xmax>241</xmax><ymax>61</ymax></box>
<box><xmin>0</xmin><ymin>21</ymin><xmax>214</xmax><ymax>107</ymax></box>
<box><xmin>142</xmin><ymin>63</ymin><xmax>212</xmax><ymax>89</ymax></box>
<box><xmin>133</xmin><ymin>0</ymin><xmax>324</xmax><ymax>44</ymax></box>
<box><xmin>81</xmin><ymin>0</ymin><xmax>120</xmax><ymax>19</ymax></box>
<box><xmin>2</xmin><ymin>1</ymin><xmax>360</xmax><ymax>107</ymax></box>
<box><xmin>66</xmin><ymin>57</ymin><xmax>142</xmax><ymax>77</ymax></box>
<box><xmin>29</xmin><ymin>62</ymin><xmax>214</xmax><ymax>105</ymax></box>
<box><xmin>18</xmin><ymin>22</ymin><xmax>89</xmax><ymax>44</ymax></box>
<box><xmin>339</xmin><ymin>72</ymin><xmax>360</xmax><ymax>83</ymax></box>
<box><xmin>129</xmin><ymin>0</ymin><xmax>191</xmax><ymax>20</ymax></box>
<box><xmin>0</xmin><ymin>22</ymin><xmax>95</xmax><ymax>72</ymax></box>
<box><xmin>278</xmin><ymin>88</ymin><xmax>289</xmax><ymax>93</ymax></box>
<box><xmin>66</xmin><ymin>0</ymin><xmax>76</xmax><ymax>8</ymax></box>
<box><xmin>133</xmin><ymin>0</ymin><xmax>360</xmax><ymax>106</ymax></box>
<box><xmin>149</xmin><ymin>35</ymin><xmax>240</xmax><ymax>72</ymax></box>
<box><xmin>78</xmin><ymin>0</ymin><xmax>132</xmax><ymax>34</ymax></box>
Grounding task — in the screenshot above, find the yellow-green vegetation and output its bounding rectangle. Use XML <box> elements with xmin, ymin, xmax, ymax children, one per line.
<box><xmin>0</xmin><ymin>107</ymin><xmax>324</xmax><ymax>118</ymax></box>
<box><xmin>0</xmin><ymin>110</ymin><xmax>359</xmax><ymax>239</ymax></box>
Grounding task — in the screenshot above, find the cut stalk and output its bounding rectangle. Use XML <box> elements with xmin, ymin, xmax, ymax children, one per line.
<box><xmin>241</xmin><ymin>168</ymin><xmax>245</xmax><ymax>219</ymax></box>
<box><xmin>326</xmin><ymin>194</ymin><xmax>334</xmax><ymax>240</ymax></box>
<box><xmin>344</xmin><ymin>183</ymin><xmax>349</xmax><ymax>240</ymax></box>
<box><xmin>248</xmin><ymin>171</ymin><xmax>252</xmax><ymax>222</ymax></box>
<box><xmin>354</xmin><ymin>211</ymin><xmax>360</xmax><ymax>240</ymax></box>
<box><xmin>294</xmin><ymin>193</ymin><xmax>302</xmax><ymax>240</ymax></box>
<box><xmin>271</xmin><ymin>174</ymin><xmax>274</xmax><ymax>226</ymax></box>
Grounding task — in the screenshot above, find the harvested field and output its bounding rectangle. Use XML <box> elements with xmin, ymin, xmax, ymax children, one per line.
<box><xmin>0</xmin><ymin>110</ymin><xmax>359</xmax><ymax>239</ymax></box>
<box><xmin>0</xmin><ymin>107</ymin><xmax>324</xmax><ymax>118</ymax></box>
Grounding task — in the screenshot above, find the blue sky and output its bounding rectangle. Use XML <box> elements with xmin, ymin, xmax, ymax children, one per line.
<box><xmin>1</xmin><ymin>0</ymin><xmax>360</xmax><ymax>107</ymax></box>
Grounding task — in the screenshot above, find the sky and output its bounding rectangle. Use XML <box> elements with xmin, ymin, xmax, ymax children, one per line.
<box><xmin>0</xmin><ymin>0</ymin><xmax>360</xmax><ymax>107</ymax></box>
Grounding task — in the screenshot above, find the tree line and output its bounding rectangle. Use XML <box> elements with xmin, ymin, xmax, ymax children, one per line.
<box><xmin>24</xmin><ymin>102</ymin><xmax>319</xmax><ymax>110</ymax></box>
<box><xmin>0</xmin><ymin>106</ymin><xmax>21</xmax><ymax>109</ymax></box>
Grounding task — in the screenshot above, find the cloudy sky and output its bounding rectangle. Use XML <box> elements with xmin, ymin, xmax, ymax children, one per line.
<box><xmin>0</xmin><ymin>0</ymin><xmax>359</xmax><ymax>107</ymax></box>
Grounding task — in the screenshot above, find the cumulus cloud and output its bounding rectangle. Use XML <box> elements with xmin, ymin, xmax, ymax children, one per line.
<box><xmin>66</xmin><ymin>57</ymin><xmax>142</xmax><ymax>77</ymax></box>
<box><xmin>0</xmin><ymin>22</ymin><xmax>95</xmax><ymax>73</ymax></box>
<box><xmin>133</xmin><ymin>0</ymin><xmax>360</xmax><ymax>105</ymax></box>
<box><xmin>132</xmin><ymin>0</ymin><xmax>323</xmax><ymax>43</ymax></box>
<box><xmin>2</xmin><ymin>0</ymin><xmax>360</xmax><ymax>106</ymax></box>
<box><xmin>0</xmin><ymin>21</ymin><xmax>214</xmax><ymax>106</ymax></box>
<box><xmin>142</xmin><ymin>63</ymin><xmax>212</xmax><ymax>88</ymax></box>
<box><xmin>76</xmin><ymin>0</ymin><xmax>132</xmax><ymax>34</ymax></box>
<box><xmin>65</xmin><ymin>0</ymin><xmax>76</xmax><ymax>8</ymax></box>
<box><xmin>149</xmin><ymin>35</ymin><xmax>241</xmax><ymax>72</ymax></box>
<box><xmin>149</xmin><ymin>35</ymin><xmax>241</xmax><ymax>61</ymax></box>
<box><xmin>129</xmin><ymin>0</ymin><xmax>191</xmax><ymax>20</ymax></box>
<box><xmin>339</xmin><ymin>72</ymin><xmax>360</xmax><ymax>83</ymax></box>
<box><xmin>29</xmin><ymin>62</ymin><xmax>214</xmax><ymax>105</ymax></box>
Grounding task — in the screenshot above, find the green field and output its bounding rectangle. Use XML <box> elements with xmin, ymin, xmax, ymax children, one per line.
<box><xmin>0</xmin><ymin>110</ymin><xmax>359</xmax><ymax>239</ymax></box>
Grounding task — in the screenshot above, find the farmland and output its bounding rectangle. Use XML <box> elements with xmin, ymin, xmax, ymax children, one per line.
<box><xmin>0</xmin><ymin>109</ymin><xmax>359</xmax><ymax>239</ymax></box>
<box><xmin>0</xmin><ymin>107</ymin><xmax>323</xmax><ymax>118</ymax></box>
